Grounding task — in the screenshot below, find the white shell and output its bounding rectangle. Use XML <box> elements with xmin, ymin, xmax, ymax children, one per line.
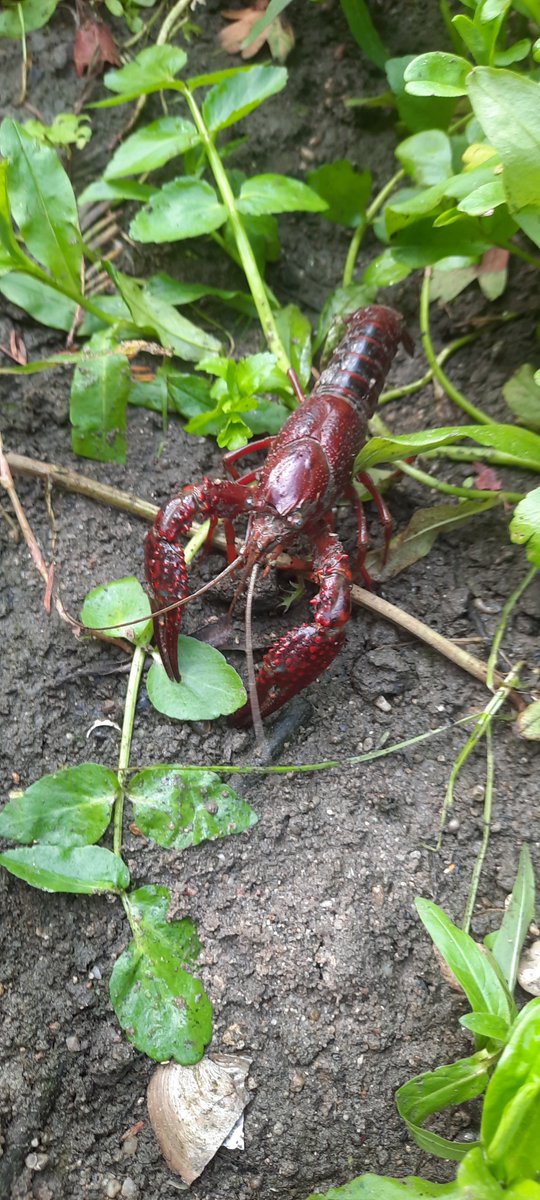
<box><xmin>147</xmin><ymin>1053</ymin><xmax>252</xmax><ymax>1183</ymax></box>
<box><xmin>518</xmin><ymin>940</ymin><xmax>540</xmax><ymax>997</ymax></box>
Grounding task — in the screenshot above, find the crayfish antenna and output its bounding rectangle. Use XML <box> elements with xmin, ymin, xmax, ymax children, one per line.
<box><xmin>245</xmin><ymin>563</ymin><xmax>268</xmax><ymax>758</ymax></box>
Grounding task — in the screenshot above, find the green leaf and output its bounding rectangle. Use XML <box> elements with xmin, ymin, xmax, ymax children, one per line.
<box><xmin>237</xmin><ymin>173</ymin><xmax>327</xmax><ymax>216</ymax></box>
<box><xmin>396</xmin><ymin>131</ymin><xmax>453</xmax><ymax>186</ymax></box>
<box><xmin>307</xmin><ymin>161</ymin><xmax>372</xmax><ymax>227</ymax></box>
<box><xmin>97</xmin><ymin>45</ymin><xmax>187</xmax><ymax>106</ymax></box>
<box><xmin>0</xmin><ymin>0</ymin><xmax>59</xmax><ymax>37</ymax></box>
<box><xmin>362</xmin><ymin>249</ymin><xmax>411</xmax><ymax>289</ymax></box>
<box><xmin>368</xmin><ymin>498</ymin><xmax>499</xmax><ymax>582</ymax></box>
<box><xmin>315</xmin><ymin>282</ymin><xmax>376</xmax><ymax>351</ymax></box>
<box><xmin>396</xmin><ymin>1050</ymin><xmax>491</xmax><ymax>1160</ymax></box>
<box><xmin>0</xmin><ymin>764</ymin><xmax>119</xmax><ymax>847</ymax></box>
<box><xmin>339</xmin><ymin>0</ymin><xmax>387</xmax><ymax>68</ymax></box>
<box><xmin>0</xmin><ymin>162</ymin><xmax>29</xmax><ymax>272</ymax></box>
<box><xmin>306</xmin><ymin>1176</ymin><xmax>456</xmax><ymax>1199</ymax></box>
<box><xmin>147</xmin><ymin>636</ymin><xmax>247</xmax><ymax>720</ymax></box>
<box><xmin>457</xmin><ymin>178</ymin><xmax>506</xmax><ymax>216</ymax></box>
<box><xmin>454</xmin><ymin>1147</ymin><xmax>505</xmax><ymax>1198</ymax></box>
<box><xmin>404</xmin><ymin>53</ymin><xmax>471</xmax><ymax>98</ymax></box>
<box><xmin>385</xmin><ymin>56</ymin><xmax>456</xmax><ymax>133</ymax></box>
<box><xmin>416</xmin><ymin>899</ymin><xmax>516</xmax><ymax>1024</ymax></box>
<box><xmin>78</xmin><ymin>179</ymin><xmax>156</xmax><ymax>206</ymax></box>
<box><xmin>467</xmin><ymin>68</ymin><xmax>540</xmax><ymax>212</ymax></box>
<box><xmin>81</xmin><ymin>576</ymin><xmax>153</xmax><ymax>646</ymax></box>
<box><xmin>482</xmin><ymin>998</ymin><xmax>540</xmax><ymax>1184</ymax></box>
<box><xmin>130</xmin><ymin>177</ymin><xmax>226</xmax><ymax>242</ymax></box>
<box><xmin>109</xmin><ymin>885</ymin><xmax>212</xmax><ymax>1064</ymax></box>
<box><xmin>145</xmin><ymin>273</ymin><xmax>255</xmax><ymax>316</ymax></box>
<box><xmin>104</xmin><ymin>117</ymin><xmax>200</xmax><ymax>179</ymax></box>
<box><xmin>0</xmin><ymin>272</ymin><xmax>76</xmax><ymax>331</ymax></box>
<box><xmin>510</xmin><ymin>488</ymin><xmax>540</xmax><ymax>567</ymax></box>
<box><xmin>505</xmin><ymin>1184</ymin><xmax>540</xmax><ymax>1200</ymax></box>
<box><xmin>355</xmin><ymin>425</ymin><xmax>540</xmax><ymax>473</ymax></box>
<box><xmin>390</xmin><ymin>214</ymin><xmax>499</xmax><ymax>266</ymax></box>
<box><xmin>202</xmin><ymin>64</ymin><xmax>287</xmax><ymax>133</ymax></box>
<box><xmin>0</xmin><ymin>119</ymin><xmax>82</xmax><ymax>290</ymax></box>
<box><xmin>274</xmin><ymin>303</ymin><xmax>312</xmax><ymax>388</ymax></box>
<box><xmin>70</xmin><ymin>338</ymin><xmax>129</xmax><ymax>464</ymax></box>
<box><xmin>109</xmin><ymin>269</ymin><xmax>222</xmax><ymax>361</ymax></box>
<box><xmin>459</xmin><ymin>1013</ymin><xmax>510</xmax><ymax>1042</ymax></box>
<box><xmin>489</xmin><ymin>845</ymin><xmax>535</xmax><ymax>992</ymax></box>
<box><xmin>127</xmin><ymin>766</ymin><xmax>257</xmax><ymax>849</ymax></box>
<box><xmin>515</xmin><ymin>699</ymin><xmax>540</xmax><ymax>740</ymax></box>
<box><xmin>503</xmin><ymin>365</ymin><xmax>540</xmax><ymax>433</ymax></box>
<box><xmin>0</xmin><ymin>845</ymin><xmax>129</xmax><ymax>893</ymax></box>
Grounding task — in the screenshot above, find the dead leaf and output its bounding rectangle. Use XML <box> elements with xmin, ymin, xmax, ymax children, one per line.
<box><xmin>74</xmin><ymin>19</ymin><xmax>120</xmax><ymax>78</ymax></box>
<box><xmin>219</xmin><ymin>1</ymin><xmax>294</xmax><ymax>62</ymax></box>
<box><xmin>472</xmin><ymin>461</ymin><xmax>502</xmax><ymax>491</ymax></box>
<box><xmin>0</xmin><ymin>331</ymin><xmax>27</xmax><ymax>365</ymax></box>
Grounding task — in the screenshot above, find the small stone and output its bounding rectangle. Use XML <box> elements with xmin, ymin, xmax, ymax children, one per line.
<box><xmin>121</xmin><ymin>1179</ymin><xmax>137</xmax><ymax>1198</ymax></box>
<box><xmin>290</xmin><ymin>1071</ymin><xmax>305</xmax><ymax>1093</ymax></box>
<box><xmin>121</xmin><ymin>1137</ymin><xmax>138</xmax><ymax>1158</ymax></box>
<box><xmin>66</xmin><ymin>1035</ymin><xmax>81</xmax><ymax>1053</ymax></box>
<box><xmin>375</xmin><ymin>695</ymin><xmax>392</xmax><ymax>713</ymax></box>
<box><xmin>25</xmin><ymin>1152</ymin><xmax>49</xmax><ymax>1171</ymax></box>
<box><xmin>447</xmin><ymin>817</ymin><xmax>460</xmax><ymax>832</ymax></box>
<box><xmin>222</xmin><ymin>1023</ymin><xmax>245</xmax><ymax>1048</ymax></box>
<box><xmin>362</xmin><ymin>737</ymin><xmax>374</xmax><ymax>751</ymax></box>
<box><xmin>104</xmin><ymin>1180</ymin><xmax>122</xmax><ymax>1198</ymax></box>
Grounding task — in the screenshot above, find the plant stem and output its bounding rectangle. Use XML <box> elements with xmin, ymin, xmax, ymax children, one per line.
<box><xmin>342</xmin><ymin>169</ymin><xmax>405</xmax><ymax>288</ymax></box>
<box><xmin>379</xmin><ymin>324</ymin><xmax>516</xmax><ymax>406</ymax></box>
<box><xmin>181</xmin><ymin>87</ymin><xmax>290</xmax><ymax>374</ymax></box>
<box><xmin>114</xmin><ymin>644</ymin><xmax>146</xmax><ymax>857</ymax></box>
<box><xmin>420</xmin><ymin>270</ymin><xmax>495</xmax><ymax>425</ymax></box>
<box><xmin>156</xmin><ymin>0</ymin><xmax>192</xmax><ymax>43</ymax></box>
<box><xmin>462</xmin><ymin>726</ymin><xmax>494</xmax><ymax>934</ymax></box>
<box><xmin>5</xmin><ymin>451</ymin><xmax>159</xmax><ymax>521</ymax></box>
<box><xmin>16</xmin><ymin>3</ymin><xmax>27</xmax><ymax>106</ymax></box>
<box><xmin>502</xmin><ymin>240</ymin><xmax>540</xmax><ymax>271</ymax></box>
<box><xmin>422</xmin><ymin>445</ymin><xmax>540</xmax><ymax>473</ymax></box>
<box><xmin>393</xmin><ymin>457</ymin><xmax>525</xmax><ymax>504</ymax></box>
<box><xmin>486</xmin><ymin>565</ymin><xmax>537</xmax><ymax>690</ymax></box>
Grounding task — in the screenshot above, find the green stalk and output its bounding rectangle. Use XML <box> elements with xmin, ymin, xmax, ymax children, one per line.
<box><xmin>420</xmin><ymin>270</ymin><xmax>495</xmax><ymax>425</ymax></box>
<box><xmin>114</xmin><ymin>644</ymin><xmax>146</xmax><ymax>857</ymax></box>
<box><xmin>422</xmin><ymin>445</ymin><xmax>540</xmax><ymax>473</ymax></box>
<box><xmin>21</xmin><ymin>260</ymin><xmax>121</xmax><ymax>328</ymax></box>
<box><xmin>16</xmin><ymin>3</ymin><xmax>27</xmax><ymax>106</ymax></box>
<box><xmin>342</xmin><ymin>169</ymin><xmax>405</xmax><ymax>288</ymax></box>
<box><xmin>181</xmin><ymin>87</ymin><xmax>290</xmax><ymax>374</ymax></box>
<box><xmin>462</xmin><ymin>725</ymin><xmax>494</xmax><ymax>934</ymax></box>
<box><xmin>486</xmin><ymin>565</ymin><xmax>537</xmax><ymax>690</ymax></box>
<box><xmin>393</xmin><ymin>457</ymin><xmax>524</xmax><ymax>504</ymax></box>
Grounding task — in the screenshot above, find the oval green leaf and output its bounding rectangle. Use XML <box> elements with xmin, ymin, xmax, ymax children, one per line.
<box><xmin>355</xmin><ymin>425</ymin><xmax>540</xmax><ymax>473</ymax></box>
<box><xmin>396</xmin><ymin>130</ymin><xmax>453</xmax><ymax>186</ymax></box>
<box><xmin>202</xmin><ymin>64</ymin><xmax>287</xmax><ymax>133</ymax></box>
<box><xmin>404</xmin><ymin>53</ymin><xmax>471</xmax><ymax>98</ymax></box>
<box><xmin>503</xmin><ymin>365</ymin><xmax>540</xmax><ymax>433</ymax></box>
<box><xmin>105</xmin><ymin>117</ymin><xmax>200</xmax><ymax>180</ymax></box>
<box><xmin>510</xmin><ymin>488</ymin><xmax>540</xmax><ymax>567</ymax></box>
<box><xmin>237</xmin><ymin>173</ymin><xmax>328</xmax><ymax>216</ymax></box>
<box><xmin>0</xmin><ymin>845</ymin><xmax>129</xmax><ymax>893</ymax></box>
<box><xmin>81</xmin><ymin>576</ymin><xmax>153</xmax><ymax>645</ymax></box>
<box><xmin>467</xmin><ymin>68</ymin><xmax>540</xmax><ymax>213</ymax></box>
<box><xmin>110</xmin><ymin>885</ymin><xmax>212</xmax><ymax>1064</ymax></box>
<box><xmin>416</xmin><ymin>899</ymin><xmax>516</xmax><ymax>1025</ymax></box>
<box><xmin>516</xmin><ymin>699</ymin><xmax>540</xmax><ymax>741</ymax></box>
<box><xmin>482</xmin><ymin>998</ymin><xmax>540</xmax><ymax>1184</ymax></box>
<box><xmin>97</xmin><ymin>45</ymin><xmax>187</xmax><ymax>106</ymax></box>
<box><xmin>130</xmin><ymin>177</ymin><xmax>226</xmax><ymax>243</ymax></box>
<box><xmin>70</xmin><ymin>340</ymin><xmax>130</xmax><ymax>464</ymax></box>
<box><xmin>147</xmin><ymin>635</ymin><xmax>247</xmax><ymax>720</ymax></box>
<box><xmin>0</xmin><ymin>763</ymin><xmax>119</xmax><ymax>846</ymax></box>
<box><xmin>307</xmin><ymin>161</ymin><xmax>372</xmax><ymax>228</ymax></box>
<box><xmin>396</xmin><ymin>1051</ymin><xmax>491</xmax><ymax>1160</ymax></box>
<box><xmin>0</xmin><ymin>0</ymin><xmax>60</xmax><ymax>36</ymax></box>
<box><xmin>127</xmin><ymin>766</ymin><xmax>257</xmax><ymax>848</ymax></box>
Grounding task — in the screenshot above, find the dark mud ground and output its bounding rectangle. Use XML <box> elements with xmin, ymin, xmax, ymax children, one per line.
<box><xmin>1</xmin><ymin>3</ymin><xmax>539</xmax><ymax>1198</ymax></box>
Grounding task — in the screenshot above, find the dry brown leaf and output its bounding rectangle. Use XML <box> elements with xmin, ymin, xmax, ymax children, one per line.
<box><xmin>74</xmin><ymin>19</ymin><xmax>120</xmax><ymax>77</ymax></box>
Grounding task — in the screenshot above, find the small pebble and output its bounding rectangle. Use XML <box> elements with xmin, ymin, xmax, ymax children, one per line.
<box><xmin>447</xmin><ymin>817</ymin><xmax>460</xmax><ymax>832</ymax></box>
<box><xmin>121</xmin><ymin>1137</ymin><xmax>138</xmax><ymax>1158</ymax></box>
<box><xmin>25</xmin><ymin>1152</ymin><xmax>49</xmax><ymax>1171</ymax></box>
<box><xmin>375</xmin><ymin>695</ymin><xmax>392</xmax><ymax>713</ymax></box>
<box><xmin>121</xmin><ymin>1179</ymin><xmax>137</xmax><ymax>1198</ymax></box>
<box><xmin>66</xmin><ymin>1035</ymin><xmax>81</xmax><ymax>1053</ymax></box>
<box><xmin>290</xmin><ymin>1071</ymin><xmax>305</xmax><ymax>1093</ymax></box>
<box><xmin>104</xmin><ymin>1181</ymin><xmax>122</xmax><ymax>1199</ymax></box>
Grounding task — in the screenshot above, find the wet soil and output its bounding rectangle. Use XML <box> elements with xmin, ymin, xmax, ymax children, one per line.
<box><xmin>1</xmin><ymin>3</ymin><xmax>539</xmax><ymax>1199</ymax></box>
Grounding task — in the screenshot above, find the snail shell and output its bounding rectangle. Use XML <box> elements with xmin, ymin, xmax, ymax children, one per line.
<box><xmin>147</xmin><ymin>1053</ymin><xmax>252</xmax><ymax>1183</ymax></box>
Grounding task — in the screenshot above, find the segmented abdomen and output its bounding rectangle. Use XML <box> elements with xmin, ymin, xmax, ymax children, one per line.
<box><xmin>315</xmin><ymin>305</ymin><xmax>412</xmax><ymax>422</ymax></box>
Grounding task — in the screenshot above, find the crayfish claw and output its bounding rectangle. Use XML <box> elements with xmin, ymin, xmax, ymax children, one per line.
<box><xmin>145</xmin><ymin>526</ymin><xmax>188</xmax><ymax>682</ymax></box>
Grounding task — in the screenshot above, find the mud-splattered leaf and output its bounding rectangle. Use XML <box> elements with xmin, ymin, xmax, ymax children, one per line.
<box><xmin>130</xmin><ymin>178</ymin><xmax>226</xmax><ymax>242</ymax></box>
<box><xmin>0</xmin><ymin>764</ymin><xmax>119</xmax><ymax>846</ymax></box>
<box><xmin>510</xmin><ymin>488</ymin><xmax>540</xmax><ymax>566</ymax></box>
<box><xmin>516</xmin><ymin>700</ymin><xmax>540</xmax><ymax>741</ymax></box>
<box><xmin>81</xmin><ymin>576</ymin><xmax>153</xmax><ymax>646</ymax></box>
<box><xmin>488</xmin><ymin>846</ymin><xmax>535</xmax><ymax>991</ymax></box>
<box><xmin>109</xmin><ymin>268</ymin><xmax>222</xmax><ymax>361</ymax></box>
<box><xmin>416</xmin><ymin>899</ymin><xmax>516</xmax><ymax>1025</ymax></box>
<box><xmin>0</xmin><ymin>845</ymin><xmax>129</xmax><ymax>893</ymax></box>
<box><xmin>0</xmin><ymin>119</ymin><xmax>82</xmax><ymax>291</ymax></box>
<box><xmin>503</xmin><ymin>365</ymin><xmax>540</xmax><ymax>433</ymax></box>
<box><xmin>202</xmin><ymin>64</ymin><xmax>287</xmax><ymax>132</ymax></box>
<box><xmin>127</xmin><ymin>767</ymin><xmax>257</xmax><ymax>849</ymax></box>
<box><xmin>109</xmin><ymin>885</ymin><xmax>212</xmax><ymax>1065</ymax></box>
<box><xmin>105</xmin><ymin>117</ymin><xmax>200</xmax><ymax>180</ymax></box>
<box><xmin>367</xmin><ymin>497</ymin><xmax>499</xmax><ymax>581</ymax></box>
<box><xmin>70</xmin><ymin>338</ymin><xmax>130</xmax><ymax>463</ymax></box>
<box><xmin>147</xmin><ymin>636</ymin><xmax>247</xmax><ymax>720</ymax></box>
<box><xmin>396</xmin><ymin>1051</ymin><xmax>492</xmax><ymax>1160</ymax></box>
<box><xmin>0</xmin><ymin>0</ymin><xmax>59</xmax><ymax>37</ymax></box>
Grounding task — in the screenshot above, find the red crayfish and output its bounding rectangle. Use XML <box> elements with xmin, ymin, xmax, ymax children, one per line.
<box><xmin>145</xmin><ymin>305</ymin><xmax>413</xmax><ymax>727</ymax></box>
